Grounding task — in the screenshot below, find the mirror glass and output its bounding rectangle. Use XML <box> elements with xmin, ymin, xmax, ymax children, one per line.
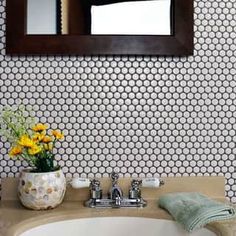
<box><xmin>27</xmin><ymin>0</ymin><xmax>58</xmax><ymax>34</ymax></box>
<box><xmin>27</xmin><ymin>0</ymin><xmax>171</xmax><ymax>35</ymax></box>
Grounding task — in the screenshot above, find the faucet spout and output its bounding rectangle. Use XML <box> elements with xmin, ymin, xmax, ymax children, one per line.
<box><xmin>110</xmin><ymin>187</ymin><xmax>123</xmax><ymax>207</ymax></box>
<box><xmin>110</xmin><ymin>187</ymin><xmax>122</xmax><ymax>200</ymax></box>
<box><xmin>109</xmin><ymin>172</ymin><xmax>123</xmax><ymax>206</ymax></box>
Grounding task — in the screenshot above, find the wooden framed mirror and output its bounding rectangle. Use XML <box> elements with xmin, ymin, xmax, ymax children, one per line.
<box><xmin>6</xmin><ymin>0</ymin><xmax>193</xmax><ymax>55</ymax></box>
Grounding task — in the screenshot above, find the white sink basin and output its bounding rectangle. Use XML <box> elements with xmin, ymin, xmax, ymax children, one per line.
<box><xmin>19</xmin><ymin>217</ymin><xmax>216</xmax><ymax>236</ymax></box>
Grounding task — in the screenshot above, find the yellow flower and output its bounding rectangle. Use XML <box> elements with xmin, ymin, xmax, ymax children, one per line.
<box><xmin>28</xmin><ymin>145</ymin><xmax>42</xmax><ymax>155</ymax></box>
<box><xmin>42</xmin><ymin>136</ymin><xmax>52</xmax><ymax>143</ymax></box>
<box><xmin>32</xmin><ymin>123</ymin><xmax>48</xmax><ymax>132</ymax></box>
<box><xmin>18</xmin><ymin>135</ymin><xmax>35</xmax><ymax>148</ymax></box>
<box><xmin>44</xmin><ymin>143</ymin><xmax>53</xmax><ymax>151</ymax></box>
<box><xmin>9</xmin><ymin>146</ymin><xmax>22</xmax><ymax>157</ymax></box>
<box><xmin>32</xmin><ymin>132</ymin><xmax>45</xmax><ymax>142</ymax></box>
<box><xmin>51</xmin><ymin>130</ymin><xmax>64</xmax><ymax>140</ymax></box>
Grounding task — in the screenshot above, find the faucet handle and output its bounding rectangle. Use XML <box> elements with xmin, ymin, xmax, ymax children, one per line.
<box><xmin>91</xmin><ymin>179</ymin><xmax>100</xmax><ymax>189</ymax></box>
<box><xmin>142</xmin><ymin>178</ymin><xmax>165</xmax><ymax>188</ymax></box>
<box><xmin>131</xmin><ymin>179</ymin><xmax>142</xmax><ymax>189</ymax></box>
<box><xmin>70</xmin><ymin>177</ymin><xmax>90</xmax><ymax>189</ymax></box>
<box><xmin>90</xmin><ymin>179</ymin><xmax>102</xmax><ymax>199</ymax></box>
<box><xmin>129</xmin><ymin>179</ymin><xmax>142</xmax><ymax>199</ymax></box>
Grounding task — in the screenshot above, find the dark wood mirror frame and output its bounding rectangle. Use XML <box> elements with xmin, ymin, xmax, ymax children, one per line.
<box><xmin>6</xmin><ymin>0</ymin><xmax>193</xmax><ymax>55</ymax></box>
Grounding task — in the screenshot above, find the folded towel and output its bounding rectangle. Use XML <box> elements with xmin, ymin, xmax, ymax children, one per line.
<box><xmin>158</xmin><ymin>192</ymin><xmax>236</xmax><ymax>232</ymax></box>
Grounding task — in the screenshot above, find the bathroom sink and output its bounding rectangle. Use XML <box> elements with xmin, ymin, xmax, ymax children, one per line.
<box><xmin>19</xmin><ymin>217</ymin><xmax>216</xmax><ymax>236</ymax></box>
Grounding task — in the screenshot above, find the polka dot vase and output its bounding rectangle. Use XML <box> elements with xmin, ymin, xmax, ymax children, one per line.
<box><xmin>18</xmin><ymin>168</ymin><xmax>66</xmax><ymax>210</ymax></box>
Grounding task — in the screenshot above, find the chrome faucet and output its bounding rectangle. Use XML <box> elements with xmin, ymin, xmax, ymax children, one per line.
<box><xmin>85</xmin><ymin>172</ymin><xmax>164</xmax><ymax>208</ymax></box>
<box><xmin>108</xmin><ymin>172</ymin><xmax>123</xmax><ymax>207</ymax></box>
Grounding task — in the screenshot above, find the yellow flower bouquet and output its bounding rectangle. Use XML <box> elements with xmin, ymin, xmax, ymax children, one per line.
<box><xmin>0</xmin><ymin>105</ymin><xmax>64</xmax><ymax>172</ymax></box>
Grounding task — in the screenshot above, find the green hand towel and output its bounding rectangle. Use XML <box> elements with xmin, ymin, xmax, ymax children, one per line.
<box><xmin>158</xmin><ymin>192</ymin><xmax>236</xmax><ymax>232</ymax></box>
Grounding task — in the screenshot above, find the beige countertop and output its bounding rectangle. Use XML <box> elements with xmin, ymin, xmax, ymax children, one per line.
<box><xmin>1</xmin><ymin>176</ymin><xmax>236</xmax><ymax>236</ymax></box>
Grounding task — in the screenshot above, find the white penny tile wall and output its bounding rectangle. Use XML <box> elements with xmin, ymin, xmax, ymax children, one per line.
<box><xmin>0</xmin><ymin>0</ymin><xmax>236</xmax><ymax>201</ymax></box>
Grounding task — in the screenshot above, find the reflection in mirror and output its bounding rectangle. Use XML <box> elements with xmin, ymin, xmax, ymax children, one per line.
<box><xmin>27</xmin><ymin>0</ymin><xmax>58</xmax><ymax>34</ymax></box>
<box><xmin>90</xmin><ymin>0</ymin><xmax>171</xmax><ymax>35</ymax></box>
<box><xmin>27</xmin><ymin>0</ymin><xmax>171</xmax><ymax>35</ymax></box>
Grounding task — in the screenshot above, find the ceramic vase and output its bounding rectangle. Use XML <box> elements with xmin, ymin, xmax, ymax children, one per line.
<box><xmin>18</xmin><ymin>168</ymin><xmax>66</xmax><ymax>210</ymax></box>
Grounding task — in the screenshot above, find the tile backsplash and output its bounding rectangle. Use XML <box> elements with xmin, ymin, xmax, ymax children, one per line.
<box><xmin>0</xmin><ymin>0</ymin><xmax>236</xmax><ymax>202</ymax></box>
